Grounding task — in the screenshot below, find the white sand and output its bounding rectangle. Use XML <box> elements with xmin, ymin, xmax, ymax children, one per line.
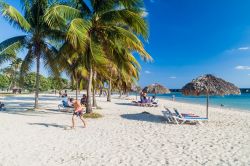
<box><xmin>0</xmin><ymin>94</ymin><xmax>250</xmax><ymax>166</ymax></box>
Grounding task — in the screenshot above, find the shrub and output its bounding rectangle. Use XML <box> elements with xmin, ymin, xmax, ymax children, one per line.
<box><xmin>82</xmin><ymin>112</ymin><xmax>103</xmax><ymax>119</ymax></box>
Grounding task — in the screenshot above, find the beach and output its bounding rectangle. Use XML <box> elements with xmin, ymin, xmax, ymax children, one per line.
<box><xmin>0</xmin><ymin>94</ymin><xmax>250</xmax><ymax>166</ymax></box>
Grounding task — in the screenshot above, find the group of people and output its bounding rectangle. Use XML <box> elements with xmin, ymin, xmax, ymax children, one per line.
<box><xmin>133</xmin><ymin>92</ymin><xmax>158</xmax><ymax>106</ymax></box>
<box><xmin>61</xmin><ymin>94</ymin><xmax>87</xmax><ymax>129</ymax></box>
<box><xmin>59</xmin><ymin>90</ymin><xmax>68</xmax><ymax>98</ymax></box>
<box><xmin>139</xmin><ymin>92</ymin><xmax>157</xmax><ymax>104</ymax></box>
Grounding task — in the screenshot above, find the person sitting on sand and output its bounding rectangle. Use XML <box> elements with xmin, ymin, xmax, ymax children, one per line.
<box><xmin>0</xmin><ymin>101</ymin><xmax>5</xmax><ymax>111</ymax></box>
<box><xmin>62</xmin><ymin>97</ymin><xmax>74</xmax><ymax>108</ymax></box>
<box><xmin>71</xmin><ymin>99</ymin><xmax>86</xmax><ymax>129</ymax></box>
<box><xmin>80</xmin><ymin>94</ymin><xmax>87</xmax><ymax>106</ymax></box>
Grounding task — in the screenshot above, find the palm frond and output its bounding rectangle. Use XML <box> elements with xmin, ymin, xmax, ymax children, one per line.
<box><xmin>0</xmin><ymin>2</ymin><xmax>31</xmax><ymax>32</ymax></box>
<box><xmin>19</xmin><ymin>48</ymin><xmax>34</xmax><ymax>85</ymax></box>
<box><xmin>100</xmin><ymin>9</ymin><xmax>149</xmax><ymax>39</ymax></box>
<box><xmin>44</xmin><ymin>5</ymin><xmax>81</xmax><ymax>29</ymax></box>
<box><xmin>41</xmin><ymin>42</ymin><xmax>61</xmax><ymax>78</ymax></box>
<box><xmin>0</xmin><ymin>36</ymin><xmax>27</xmax><ymax>64</ymax></box>
<box><xmin>105</xmin><ymin>26</ymin><xmax>152</xmax><ymax>61</ymax></box>
<box><xmin>66</xmin><ymin>18</ymin><xmax>91</xmax><ymax>50</ymax></box>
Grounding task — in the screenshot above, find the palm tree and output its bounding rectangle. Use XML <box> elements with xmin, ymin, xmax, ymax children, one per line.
<box><xmin>45</xmin><ymin>0</ymin><xmax>151</xmax><ymax>113</ymax></box>
<box><xmin>0</xmin><ymin>57</ymin><xmax>23</xmax><ymax>89</ymax></box>
<box><xmin>10</xmin><ymin>57</ymin><xmax>22</xmax><ymax>88</ymax></box>
<box><xmin>0</xmin><ymin>0</ymin><xmax>61</xmax><ymax>109</ymax></box>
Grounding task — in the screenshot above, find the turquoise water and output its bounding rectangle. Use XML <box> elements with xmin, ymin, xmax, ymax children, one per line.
<box><xmin>157</xmin><ymin>92</ymin><xmax>250</xmax><ymax>111</ymax></box>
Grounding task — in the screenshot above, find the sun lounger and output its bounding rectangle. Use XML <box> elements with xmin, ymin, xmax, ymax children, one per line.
<box><xmin>162</xmin><ymin>108</ymin><xmax>176</xmax><ymax>123</ymax></box>
<box><xmin>173</xmin><ymin>109</ymin><xmax>208</xmax><ymax>124</ymax></box>
<box><xmin>173</xmin><ymin>108</ymin><xmax>199</xmax><ymax>117</ymax></box>
<box><xmin>162</xmin><ymin>107</ymin><xmax>208</xmax><ymax>124</ymax></box>
<box><xmin>132</xmin><ymin>100</ymin><xmax>158</xmax><ymax>107</ymax></box>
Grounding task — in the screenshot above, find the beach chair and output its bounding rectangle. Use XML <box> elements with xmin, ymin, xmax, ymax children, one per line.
<box><xmin>162</xmin><ymin>109</ymin><xmax>178</xmax><ymax>123</ymax></box>
<box><xmin>162</xmin><ymin>107</ymin><xmax>208</xmax><ymax>125</ymax></box>
<box><xmin>173</xmin><ymin>109</ymin><xmax>208</xmax><ymax>125</ymax></box>
<box><xmin>173</xmin><ymin>108</ymin><xmax>199</xmax><ymax>118</ymax></box>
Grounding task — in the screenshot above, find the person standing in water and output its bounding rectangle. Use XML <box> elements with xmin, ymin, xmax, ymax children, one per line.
<box><xmin>172</xmin><ymin>95</ymin><xmax>176</xmax><ymax>101</ymax></box>
<box><xmin>71</xmin><ymin>99</ymin><xmax>86</xmax><ymax>129</ymax></box>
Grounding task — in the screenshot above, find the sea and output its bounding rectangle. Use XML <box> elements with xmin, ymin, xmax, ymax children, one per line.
<box><xmin>157</xmin><ymin>92</ymin><xmax>250</xmax><ymax>111</ymax></box>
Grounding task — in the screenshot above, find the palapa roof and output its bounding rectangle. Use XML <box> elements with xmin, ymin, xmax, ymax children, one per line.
<box><xmin>143</xmin><ymin>83</ymin><xmax>170</xmax><ymax>94</ymax></box>
<box><xmin>182</xmin><ymin>74</ymin><xmax>241</xmax><ymax>96</ymax></box>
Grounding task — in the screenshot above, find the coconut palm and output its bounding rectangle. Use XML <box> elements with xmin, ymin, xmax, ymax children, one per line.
<box><xmin>0</xmin><ymin>57</ymin><xmax>23</xmax><ymax>90</ymax></box>
<box><xmin>45</xmin><ymin>0</ymin><xmax>151</xmax><ymax>113</ymax></box>
<box><xmin>0</xmin><ymin>0</ymin><xmax>62</xmax><ymax>109</ymax></box>
<box><xmin>10</xmin><ymin>57</ymin><xmax>22</xmax><ymax>88</ymax></box>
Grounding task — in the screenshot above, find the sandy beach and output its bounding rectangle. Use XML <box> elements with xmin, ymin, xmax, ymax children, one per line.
<box><xmin>0</xmin><ymin>94</ymin><xmax>250</xmax><ymax>166</ymax></box>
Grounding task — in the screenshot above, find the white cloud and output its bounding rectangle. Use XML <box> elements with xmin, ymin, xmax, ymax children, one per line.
<box><xmin>235</xmin><ymin>66</ymin><xmax>250</xmax><ymax>70</ymax></box>
<box><xmin>140</xmin><ymin>8</ymin><xmax>149</xmax><ymax>17</ymax></box>
<box><xmin>141</xmin><ymin>11</ymin><xmax>149</xmax><ymax>17</ymax></box>
<box><xmin>145</xmin><ymin>70</ymin><xmax>151</xmax><ymax>74</ymax></box>
<box><xmin>169</xmin><ymin>76</ymin><xmax>176</xmax><ymax>79</ymax></box>
<box><xmin>238</xmin><ymin>47</ymin><xmax>249</xmax><ymax>50</ymax></box>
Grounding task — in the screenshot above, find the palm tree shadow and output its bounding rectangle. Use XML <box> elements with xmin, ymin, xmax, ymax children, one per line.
<box><xmin>120</xmin><ymin>112</ymin><xmax>165</xmax><ymax>123</ymax></box>
<box><xmin>28</xmin><ymin>122</ymin><xmax>68</xmax><ymax>128</ymax></box>
<box><xmin>115</xmin><ymin>103</ymin><xmax>137</xmax><ymax>106</ymax></box>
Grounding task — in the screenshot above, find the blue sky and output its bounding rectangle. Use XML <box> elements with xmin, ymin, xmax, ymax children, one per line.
<box><xmin>1</xmin><ymin>0</ymin><xmax>250</xmax><ymax>88</ymax></box>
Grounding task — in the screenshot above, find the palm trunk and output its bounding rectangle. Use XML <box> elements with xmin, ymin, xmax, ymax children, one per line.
<box><xmin>92</xmin><ymin>71</ymin><xmax>97</xmax><ymax>107</ymax></box>
<box><xmin>119</xmin><ymin>89</ymin><xmax>122</xmax><ymax>98</ymax></box>
<box><xmin>107</xmin><ymin>78</ymin><xmax>112</xmax><ymax>102</ymax></box>
<box><xmin>99</xmin><ymin>86</ymin><xmax>103</xmax><ymax>97</ymax></box>
<box><xmin>206</xmin><ymin>94</ymin><xmax>209</xmax><ymax>118</ymax></box>
<box><xmin>14</xmin><ymin>68</ymin><xmax>17</xmax><ymax>88</ymax></box>
<box><xmin>86</xmin><ymin>64</ymin><xmax>93</xmax><ymax>113</ymax></box>
<box><xmin>75</xmin><ymin>75</ymin><xmax>78</xmax><ymax>100</ymax></box>
<box><xmin>34</xmin><ymin>53</ymin><xmax>40</xmax><ymax>109</ymax></box>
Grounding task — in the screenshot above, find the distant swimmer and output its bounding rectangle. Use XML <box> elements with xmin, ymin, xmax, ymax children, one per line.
<box><xmin>220</xmin><ymin>104</ymin><xmax>224</xmax><ymax>107</ymax></box>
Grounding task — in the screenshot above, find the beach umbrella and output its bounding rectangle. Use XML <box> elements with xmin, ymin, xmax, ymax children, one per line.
<box><xmin>181</xmin><ymin>74</ymin><xmax>240</xmax><ymax>118</ymax></box>
<box><xmin>142</xmin><ymin>83</ymin><xmax>170</xmax><ymax>96</ymax></box>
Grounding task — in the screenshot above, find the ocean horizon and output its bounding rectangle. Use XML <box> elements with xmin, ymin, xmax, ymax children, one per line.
<box><xmin>157</xmin><ymin>92</ymin><xmax>250</xmax><ymax>111</ymax></box>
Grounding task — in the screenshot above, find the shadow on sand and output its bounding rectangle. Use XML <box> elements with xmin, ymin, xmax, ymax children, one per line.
<box><xmin>1</xmin><ymin>110</ymin><xmax>66</xmax><ymax>117</ymax></box>
<box><xmin>28</xmin><ymin>122</ymin><xmax>68</xmax><ymax>128</ymax></box>
<box><xmin>120</xmin><ymin>112</ymin><xmax>165</xmax><ymax>123</ymax></box>
<box><xmin>115</xmin><ymin>102</ymin><xmax>136</xmax><ymax>106</ymax></box>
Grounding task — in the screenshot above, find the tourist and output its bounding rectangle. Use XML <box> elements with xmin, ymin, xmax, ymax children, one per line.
<box><xmin>71</xmin><ymin>99</ymin><xmax>86</xmax><ymax>129</ymax></box>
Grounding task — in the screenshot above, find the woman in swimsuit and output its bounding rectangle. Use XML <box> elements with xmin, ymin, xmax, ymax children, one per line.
<box><xmin>71</xmin><ymin>99</ymin><xmax>87</xmax><ymax>129</ymax></box>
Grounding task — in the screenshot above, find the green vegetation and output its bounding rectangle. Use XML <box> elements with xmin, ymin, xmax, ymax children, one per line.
<box><xmin>0</xmin><ymin>74</ymin><xmax>10</xmax><ymax>90</ymax></box>
<box><xmin>0</xmin><ymin>0</ymin><xmax>151</xmax><ymax>112</ymax></box>
<box><xmin>0</xmin><ymin>0</ymin><xmax>61</xmax><ymax>108</ymax></box>
<box><xmin>82</xmin><ymin>112</ymin><xmax>103</xmax><ymax>119</ymax></box>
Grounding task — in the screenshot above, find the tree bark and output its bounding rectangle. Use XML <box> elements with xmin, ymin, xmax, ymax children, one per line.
<box><xmin>86</xmin><ymin>64</ymin><xmax>93</xmax><ymax>113</ymax></box>
<box><xmin>107</xmin><ymin>78</ymin><xmax>112</xmax><ymax>102</ymax></box>
<box><xmin>99</xmin><ymin>86</ymin><xmax>103</xmax><ymax>97</ymax></box>
<box><xmin>34</xmin><ymin>53</ymin><xmax>40</xmax><ymax>109</ymax></box>
<box><xmin>75</xmin><ymin>74</ymin><xmax>78</xmax><ymax>100</ymax></box>
<box><xmin>92</xmin><ymin>71</ymin><xmax>97</xmax><ymax>107</ymax></box>
<box><xmin>206</xmin><ymin>94</ymin><xmax>209</xmax><ymax>118</ymax></box>
<box><xmin>119</xmin><ymin>89</ymin><xmax>122</xmax><ymax>98</ymax></box>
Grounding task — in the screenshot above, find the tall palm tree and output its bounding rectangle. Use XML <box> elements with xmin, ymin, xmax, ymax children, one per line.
<box><xmin>45</xmin><ymin>0</ymin><xmax>151</xmax><ymax>113</ymax></box>
<box><xmin>0</xmin><ymin>0</ymin><xmax>61</xmax><ymax>109</ymax></box>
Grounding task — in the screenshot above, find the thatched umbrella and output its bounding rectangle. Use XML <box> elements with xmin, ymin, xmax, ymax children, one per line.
<box><xmin>143</xmin><ymin>83</ymin><xmax>170</xmax><ymax>96</ymax></box>
<box><xmin>182</xmin><ymin>74</ymin><xmax>240</xmax><ymax>118</ymax></box>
